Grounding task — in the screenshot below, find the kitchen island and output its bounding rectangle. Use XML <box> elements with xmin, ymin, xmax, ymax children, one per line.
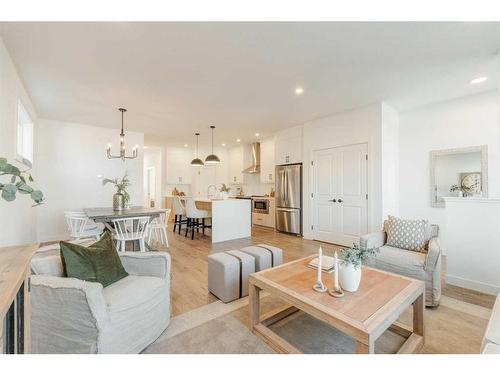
<box><xmin>165</xmin><ymin>196</ymin><xmax>251</xmax><ymax>243</ymax></box>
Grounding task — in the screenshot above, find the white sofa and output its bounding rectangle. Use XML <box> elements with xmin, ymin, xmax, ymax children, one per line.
<box><xmin>360</xmin><ymin>221</ymin><xmax>441</xmax><ymax>307</ymax></box>
<box><xmin>482</xmin><ymin>294</ymin><xmax>500</xmax><ymax>354</ymax></box>
<box><xmin>30</xmin><ymin>248</ymin><xmax>171</xmax><ymax>353</ymax></box>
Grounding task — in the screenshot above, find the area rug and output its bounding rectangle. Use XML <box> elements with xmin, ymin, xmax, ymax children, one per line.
<box><xmin>144</xmin><ymin>294</ymin><xmax>491</xmax><ymax>354</ymax></box>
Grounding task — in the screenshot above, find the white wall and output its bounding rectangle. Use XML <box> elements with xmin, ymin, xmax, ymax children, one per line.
<box><xmin>143</xmin><ymin>147</ymin><xmax>162</xmax><ymax>207</ymax></box>
<box><xmin>302</xmin><ymin>104</ymin><xmax>385</xmax><ymax>239</ymax></box>
<box><xmin>0</xmin><ymin>38</ymin><xmax>39</xmax><ymax>247</ymax></box>
<box><xmin>36</xmin><ymin>119</ymin><xmax>144</xmax><ymax>242</ymax></box>
<box><xmin>381</xmin><ymin>103</ymin><xmax>400</xmax><ymax>219</ymax></box>
<box><xmin>399</xmin><ymin>90</ymin><xmax>500</xmax><ymax>249</ymax></box>
<box><xmin>444</xmin><ymin>198</ymin><xmax>500</xmax><ymax>294</ymax></box>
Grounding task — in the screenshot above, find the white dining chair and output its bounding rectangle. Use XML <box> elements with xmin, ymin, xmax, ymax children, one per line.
<box><xmin>112</xmin><ymin>216</ymin><xmax>151</xmax><ymax>252</ymax></box>
<box><xmin>184</xmin><ymin>197</ymin><xmax>211</xmax><ymax>240</ymax></box>
<box><xmin>147</xmin><ymin>209</ymin><xmax>171</xmax><ymax>247</ymax></box>
<box><xmin>64</xmin><ymin>211</ymin><xmax>101</xmax><ymax>241</ymax></box>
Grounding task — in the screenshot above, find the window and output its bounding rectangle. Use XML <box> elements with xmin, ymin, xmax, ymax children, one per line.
<box><xmin>16</xmin><ymin>100</ymin><xmax>34</xmax><ymax>167</ymax></box>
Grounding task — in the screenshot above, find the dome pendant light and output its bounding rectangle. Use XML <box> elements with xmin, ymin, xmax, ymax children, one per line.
<box><xmin>190</xmin><ymin>133</ymin><xmax>204</xmax><ymax>167</ymax></box>
<box><xmin>205</xmin><ymin>125</ymin><xmax>221</xmax><ymax>164</ymax></box>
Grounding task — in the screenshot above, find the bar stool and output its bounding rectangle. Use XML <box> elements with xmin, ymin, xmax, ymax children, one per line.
<box><xmin>173</xmin><ymin>196</ymin><xmax>188</xmax><ymax>234</ymax></box>
<box><xmin>184</xmin><ymin>197</ymin><xmax>211</xmax><ymax>240</ymax></box>
<box><xmin>112</xmin><ymin>216</ymin><xmax>151</xmax><ymax>252</ymax></box>
<box><xmin>147</xmin><ymin>209</ymin><xmax>171</xmax><ymax>247</ymax></box>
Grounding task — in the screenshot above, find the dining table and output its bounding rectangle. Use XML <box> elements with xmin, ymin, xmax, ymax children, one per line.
<box><xmin>83</xmin><ymin>206</ymin><xmax>166</xmax><ymax>251</ymax></box>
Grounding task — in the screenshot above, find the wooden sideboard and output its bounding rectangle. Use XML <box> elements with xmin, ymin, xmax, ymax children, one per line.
<box><xmin>0</xmin><ymin>243</ymin><xmax>38</xmax><ymax>354</ymax></box>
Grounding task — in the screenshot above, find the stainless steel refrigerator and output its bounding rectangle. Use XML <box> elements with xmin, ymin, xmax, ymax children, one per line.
<box><xmin>275</xmin><ymin>163</ymin><xmax>302</xmax><ymax>235</ymax></box>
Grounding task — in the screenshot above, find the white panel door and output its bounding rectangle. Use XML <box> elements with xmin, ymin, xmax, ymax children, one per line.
<box><xmin>312</xmin><ymin>143</ymin><xmax>367</xmax><ymax>246</ymax></box>
<box><xmin>312</xmin><ymin>149</ymin><xmax>337</xmax><ymax>242</ymax></box>
<box><xmin>336</xmin><ymin>144</ymin><xmax>368</xmax><ymax>245</ymax></box>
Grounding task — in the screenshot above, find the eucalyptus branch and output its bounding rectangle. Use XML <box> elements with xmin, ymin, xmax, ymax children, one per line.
<box><xmin>340</xmin><ymin>243</ymin><xmax>379</xmax><ymax>269</ymax></box>
<box><xmin>0</xmin><ymin>157</ymin><xmax>44</xmax><ymax>205</ymax></box>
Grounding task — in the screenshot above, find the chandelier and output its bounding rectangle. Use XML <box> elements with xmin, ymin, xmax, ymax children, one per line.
<box><xmin>106</xmin><ymin>108</ymin><xmax>138</xmax><ymax>161</ymax></box>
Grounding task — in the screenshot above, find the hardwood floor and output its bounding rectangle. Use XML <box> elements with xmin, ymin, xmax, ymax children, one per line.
<box><xmin>157</xmin><ymin>225</ymin><xmax>344</xmax><ymax>316</ymax></box>
<box><xmin>156</xmin><ymin>225</ymin><xmax>496</xmax><ymax>316</ymax></box>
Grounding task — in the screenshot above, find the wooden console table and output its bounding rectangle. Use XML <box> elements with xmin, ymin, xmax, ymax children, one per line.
<box><xmin>0</xmin><ymin>243</ymin><xmax>38</xmax><ymax>354</ymax></box>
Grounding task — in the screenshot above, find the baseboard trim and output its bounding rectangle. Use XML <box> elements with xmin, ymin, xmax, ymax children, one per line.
<box><xmin>37</xmin><ymin>234</ymin><xmax>67</xmax><ymax>243</ymax></box>
<box><xmin>446</xmin><ymin>274</ymin><xmax>500</xmax><ymax>295</ymax></box>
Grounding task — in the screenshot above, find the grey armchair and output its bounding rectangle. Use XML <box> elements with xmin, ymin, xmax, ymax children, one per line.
<box><xmin>30</xmin><ymin>249</ymin><xmax>171</xmax><ymax>353</ymax></box>
<box><xmin>360</xmin><ymin>221</ymin><xmax>441</xmax><ymax>307</ymax></box>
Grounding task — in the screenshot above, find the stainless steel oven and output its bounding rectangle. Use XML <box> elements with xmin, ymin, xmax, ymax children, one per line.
<box><xmin>252</xmin><ymin>198</ymin><xmax>269</xmax><ymax>214</ymax></box>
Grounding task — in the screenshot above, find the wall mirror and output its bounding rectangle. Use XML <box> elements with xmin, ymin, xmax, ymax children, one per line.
<box><xmin>430</xmin><ymin>145</ymin><xmax>488</xmax><ymax>208</ymax></box>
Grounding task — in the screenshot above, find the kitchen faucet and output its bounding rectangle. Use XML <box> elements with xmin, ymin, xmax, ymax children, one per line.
<box><xmin>207</xmin><ymin>184</ymin><xmax>217</xmax><ymax>199</ymax></box>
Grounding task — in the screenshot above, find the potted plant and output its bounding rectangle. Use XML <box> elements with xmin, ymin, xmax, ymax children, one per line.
<box><xmin>339</xmin><ymin>243</ymin><xmax>378</xmax><ymax>292</ymax></box>
<box><xmin>219</xmin><ymin>183</ymin><xmax>231</xmax><ymax>199</ymax></box>
<box><xmin>0</xmin><ymin>157</ymin><xmax>43</xmax><ymax>205</ymax></box>
<box><xmin>450</xmin><ymin>184</ymin><xmax>464</xmax><ymax>197</ymax></box>
<box><xmin>102</xmin><ymin>172</ymin><xmax>131</xmax><ymax>211</ymax></box>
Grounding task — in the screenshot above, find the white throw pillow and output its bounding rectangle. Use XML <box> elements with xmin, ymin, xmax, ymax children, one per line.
<box><xmin>386</xmin><ymin>216</ymin><xmax>428</xmax><ymax>252</ymax></box>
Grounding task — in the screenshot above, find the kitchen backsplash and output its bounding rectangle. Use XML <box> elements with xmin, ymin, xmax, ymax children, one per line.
<box><xmin>239</xmin><ymin>173</ymin><xmax>274</xmax><ymax>196</ymax></box>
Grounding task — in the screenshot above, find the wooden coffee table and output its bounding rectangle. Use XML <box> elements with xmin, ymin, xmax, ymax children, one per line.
<box><xmin>249</xmin><ymin>255</ymin><xmax>425</xmax><ymax>354</ymax></box>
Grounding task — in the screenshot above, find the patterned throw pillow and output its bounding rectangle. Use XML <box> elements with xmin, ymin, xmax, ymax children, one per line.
<box><xmin>386</xmin><ymin>216</ymin><xmax>428</xmax><ymax>252</ymax></box>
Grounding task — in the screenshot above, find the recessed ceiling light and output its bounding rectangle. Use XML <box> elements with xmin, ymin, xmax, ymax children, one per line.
<box><xmin>255</xmin><ymin>133</ymin><xmax>260</xmax><ymax>137</ymax></box>
<box><xmin>295</xmin><ymin>87</ymin><xmax>304</xmax><ymax>95</ymax></box>
<box><xmin>470</xmin><ymin>76</ymin><xmax>487</xmax><ymax>84</ymax></box>
<box><xmin>184</xmin><ymin>144</ymin><xmax>188</xmax><ymax>147</ymax></box>
<box><xmin>221</xmin><ymin>143</ymin><xmax>226</xmax><ymax>147</ymax></box>
<box><xmin>236</xmin><ymin>138</ymin><xmax>241</xmax><ymax>142</ymax></box>
<box><xmin>143</xmin><ymin>145</ymin><xmax>148</xmax><ymax>149</ymax></box>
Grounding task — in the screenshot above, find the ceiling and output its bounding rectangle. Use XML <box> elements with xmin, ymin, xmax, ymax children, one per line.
<box><xmin>1</xmin><ymin>22</ymin><xmax>499</xmax><ymax>147</ymax></box>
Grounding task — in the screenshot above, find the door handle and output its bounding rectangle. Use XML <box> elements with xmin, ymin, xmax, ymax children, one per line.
<box><xmin>329</xmin><ymin>199</ymin><xmax>337</xmax><ymax>203</ymax></box>
<box><xmin>338</xmin><ymin>199</ymin><xmax>343</xmax><ymax>203</ymax></box>
<box><xmin>283</xmin><ymin>169</ymin><xmax>288</xmax><ymax>206</ymax></box>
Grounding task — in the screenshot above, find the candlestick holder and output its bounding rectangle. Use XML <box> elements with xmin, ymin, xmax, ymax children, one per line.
<box><xmin>313</xmin><ymin>281</ymin><xmax>327</xmax><ymax>293</ymax></box>
<box><xmin>328</xmin><ymin>286</ymin><xmax>344</xmax><ymax>298</ymax></box>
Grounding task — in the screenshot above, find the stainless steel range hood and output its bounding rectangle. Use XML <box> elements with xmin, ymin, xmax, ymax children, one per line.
<box><xmin>242</xmin><ymin>142</ymin><xmax>261</xmax><ymax>174</ymax></box>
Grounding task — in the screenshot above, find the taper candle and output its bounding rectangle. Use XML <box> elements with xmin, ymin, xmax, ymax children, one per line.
<box><xmin>317</xmin><ymin>246</ymin><xmax>323</xmax><ymax>283</ymax></box>
<box><xmin>313</xmin><ymin>246</ymin><xmax>327</xmax><ymax>293</ymax></box>
<box><xmin>334</xmin><ymin>251</ymin><xmax>339</xmax><ymax>291</ymax></box>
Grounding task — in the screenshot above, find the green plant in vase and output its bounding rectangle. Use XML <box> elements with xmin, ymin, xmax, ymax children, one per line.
<box><xmin>219</xmin><ymin>183</ymin><xmax>231</xmax><ymax>199</ymax></box>
<box><xmin>0</xmin><ymin>157</ymin><xmax>44</xmax><ymax>205</ymax></box>
<box><xmin>339</xmin><ymin>243</ymin><xmax>378</xmax><ymax>292</ymax></box>
<box><xmin>102</xmin><ymin>172</ymin><xmax>131</xmax><ymax>210</ymax></box>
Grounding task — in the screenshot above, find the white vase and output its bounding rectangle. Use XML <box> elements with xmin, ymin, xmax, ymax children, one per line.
<box><xmin>339</xmin><ymin>263</ymin><xmax>362</xmax><ymax>292</ymax></box>
<box><xmin>220</xmin><ymin>191</ymin><xmax>229</xmax><ymax>199</ymax></box>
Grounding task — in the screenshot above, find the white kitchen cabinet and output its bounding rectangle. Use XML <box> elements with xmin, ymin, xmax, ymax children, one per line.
<box><xmin>251</xmin><ymin>198</ymin><xmax>275</xmax><ymax>229</ymax></box>
<box><xmin>260</xmin><ymin>138</ymin><xmax>275</xmax><ymax>183</ymax></box>
<box><xmin>166</xmin><ymin>147</ymin><xmax>193</xmax><ymax>184</ymax></box>
<box><xmin>228</xmin><ymin>145</ymin><xmax>244</xmax><ymax>184</ymax></box>
<box><xmin>274</xmin><ymin>127</ymin><xmax>303</xmax><ymax>165</ymax></box>
<box><xmin>192</xmin><ymin>165</ymin><xmax>216</xmax><ymax>196</ymax></box>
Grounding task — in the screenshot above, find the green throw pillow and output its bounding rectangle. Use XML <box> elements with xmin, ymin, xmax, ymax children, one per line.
<box><xmin>60</xmin><ymin>231</ymin><xmax>128</xmax><ymax>287</ymax></box>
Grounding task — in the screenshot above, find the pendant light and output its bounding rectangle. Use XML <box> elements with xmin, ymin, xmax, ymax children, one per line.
<box><xmin>205</xmin><ymin>125</ymin><xmax>220</xmax><ymax>164</ymax></box>
<box><xmin>190</xmin><ymin>133</ymin><xmax>204</xmax><ymax>167</ymax></box>
<box><xmin>106</xmin><ymin>108</ymin><xmax>138</xmax><ymax>161</ymax></box>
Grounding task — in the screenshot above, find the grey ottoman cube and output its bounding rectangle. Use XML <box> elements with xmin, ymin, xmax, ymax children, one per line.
<box><xmin>208</xmin><ymin>250</ymin><xmax>255</xmax><ymax>303</ymax></box>
<box><xmin>240</xmin><ymin>244</ymin><xmax>283</xmax><ymax>271</ymax></box>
